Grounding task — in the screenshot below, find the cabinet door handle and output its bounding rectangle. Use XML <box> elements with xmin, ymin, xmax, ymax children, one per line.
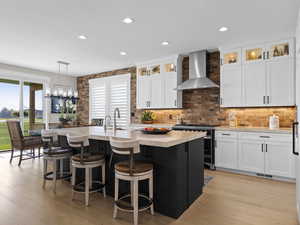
<box><xmin>263</xmin><ymin>52</ymin><xmax>266</xmax><ymax>60</ymax></box>
<box><xmin>261</xmin><ymin>144</ymin><xmax>264</xmax><ymax>152</ymax></box>
<box><xmin>267</xmin><ymin>96</ymin><xmax>270</xmax><ymax>104</ymax></box>
<box><xmin>260</xmin><ymin>136</ymin><xmax>270</xmax><ymax>138</ymax></box>
<box><xmin>149</xmin><ymin>101</ymin><xmax>151</xmax><ymax>107</ymax></box>
<box><xmin>265</xmin><ymin>144</ymin><xmax>268</xmax><ymax>152</ymax></box>
<box><xmin>174</xmin><ymin>100</ymin><xmax>177</xmax><ymax>107</ymax></box>
<box><xmin>220</xmin><ymin>97</ymin><xmax>223</xmax><ymax>105</ymax></box>
<box><xmin>222</xmin><ymin>133</ymin><xmax>230</xmax><ymax>136</ymax></box>
<box><xmin>263</xmin><ymin>96</ymin><xmax>266</xmax><ymax>104</ymax></box>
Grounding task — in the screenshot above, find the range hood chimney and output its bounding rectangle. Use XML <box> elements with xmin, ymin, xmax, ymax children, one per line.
<box><xmin>176</xmin><ymin>50</ymin><xmax>219</xmax><ymax>90</ymax></box>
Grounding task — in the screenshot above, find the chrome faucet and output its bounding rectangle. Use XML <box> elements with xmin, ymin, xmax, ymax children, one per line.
<box><xmin>113</xmin><ymin>108</ymin><xmax>120</xmax><ymax>132</ymax></box>
<box><xmin>104</xmin><ymin>115</ymin><xmax>111</xmax><ymax>131</ymax></box>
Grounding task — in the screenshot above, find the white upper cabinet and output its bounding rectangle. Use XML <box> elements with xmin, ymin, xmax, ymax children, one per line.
<box><xmin>150</xmin><ymin>73</ymin><xmax>163</xmax><ymax>108</ymax></box>
<box><xmin>220</xmin><ymin>65</ymin><xmax>243</xmax><ymax>107</ymax></box>
<box><xmin>266</xmin><ymin>58</ymin><xmax>294</xmax><ymax>106</ymax></box>
<box><xmin>136</xmin><ymin>56</ymin><xmax>182</xmax><ymax>109</ymax></box>
<box><xmin>137</xmin><ymin>74</ymin><xmax>151</xmax><ymax>108</ymax></box>
<box><xmin>164</xmin><ymin>69</ymin><xmax>178</xmax><ymax>108</ymax></box>
<box><xmin>220</xmin><ymin>48</ymin><xmax>243</xmax><ymax>107</ymax></box>
<box><xmin>220</xmin><ymin>38</ymin><xmax>295</xmax><ymax>107</ymax></box>
<box><xmin>243</xmin><ymin>62</ymin><xmax>266</xmax><ymax>106</ymax></box>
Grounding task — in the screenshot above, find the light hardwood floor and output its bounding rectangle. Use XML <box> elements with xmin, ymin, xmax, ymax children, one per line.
<box><xmin>0</xmin><ymin>152</ymin><xmax>298</xmax><ymax>225</ymax></box>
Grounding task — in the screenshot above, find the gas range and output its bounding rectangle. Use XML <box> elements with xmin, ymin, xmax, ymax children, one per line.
<box><xmin>172</xmin><ymin>124</ymin><xmax>216</xmax><ymax>131</ymax></box>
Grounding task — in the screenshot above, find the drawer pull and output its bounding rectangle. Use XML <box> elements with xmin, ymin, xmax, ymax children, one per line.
<box><xmin>259</xmin><ymin>136</ymin><xmax>270</xmax><ymax>138</ymax></box>
<box><xmin>222</xmin><ymin>133</ymin><xmax>231</xmax><ymax>136</ymax></box>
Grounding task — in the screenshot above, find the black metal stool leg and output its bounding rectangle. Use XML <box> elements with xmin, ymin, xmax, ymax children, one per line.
<box><xmin>10</xmin><ymin>148</ymin><xmax>14</xmax><ymax>163</ymax></box>
<box><xmin>18</xmin><ymin>149</ymin><xmax>23</xmax><ymax>166</ymax></box>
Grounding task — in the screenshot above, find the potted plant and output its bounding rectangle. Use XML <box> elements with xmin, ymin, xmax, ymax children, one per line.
<box><xmin>141</xmin><ymin>111</ymin><xmax>155</xmax><ymax>124</ymax></box>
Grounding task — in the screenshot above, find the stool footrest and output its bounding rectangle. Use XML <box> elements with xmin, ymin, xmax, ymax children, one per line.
<box><xmin>73</xmin><ymin>181</ymin><xmax>105</xmax><ymax>193</ymax></box>
<box><xmin>44</xmin><ymin>171</ymin><xmax>72</xmax><ymax>181</ymax></box>
<box><xmin>115</xmin><ymin>194</ymin><xmax>153</xmax><ymax>212</ymax></box>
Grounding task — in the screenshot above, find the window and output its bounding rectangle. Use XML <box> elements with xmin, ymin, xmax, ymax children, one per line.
<box><xmin>89</xmin><ymin>74</ymin><xmax>131</xmax><ymax>128</ymax></box>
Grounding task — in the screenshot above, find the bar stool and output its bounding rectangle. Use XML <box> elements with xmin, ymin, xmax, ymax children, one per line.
<box><xmin>110</xmin><ymin>137</ymin><xmax>154</xmax><ymax>225</ymax></box>
<box><xmin>41</xmin><ymin>130</ymin><xmax>72</xmax><ymax>193</ymax></box>
<box><xmin>67</xmin><ymin>134</ymin><xmax>106</xmax><ymax>206</ymax></box>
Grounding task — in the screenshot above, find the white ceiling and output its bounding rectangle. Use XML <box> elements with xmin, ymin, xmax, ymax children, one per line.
<box><xmin>0</xmin><ymin>0</ymin><xmax>299</xmax><ymax>76</ymax></box>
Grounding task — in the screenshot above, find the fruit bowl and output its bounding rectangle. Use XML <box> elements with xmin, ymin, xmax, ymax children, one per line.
<box><xmin>142</xmin><ymin>127</ymin><xmax>171</xmax><ymax>135</ymax></box>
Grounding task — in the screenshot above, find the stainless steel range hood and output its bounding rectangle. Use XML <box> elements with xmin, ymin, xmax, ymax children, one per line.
<box><xmin>176</xmin><ymin>50</ymin><xmax>219</xmax><ymax>90</ymax></box>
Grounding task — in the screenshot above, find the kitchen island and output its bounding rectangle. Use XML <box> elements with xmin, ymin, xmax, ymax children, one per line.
<box><xmin>55</xmin><ymin>126</ymin><xmax>206</xmax><ymax>218</ymax></box>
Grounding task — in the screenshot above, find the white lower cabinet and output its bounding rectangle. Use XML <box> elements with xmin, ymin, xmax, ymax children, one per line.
<box><xmin>215</xmin><ymin>131</ymin><xmax>238</xmax><ymax>169</ymax></box>
<box><xmin>215</xmin><ymin>138</ymin><xmax>238</xmax><ymax>169</ymax></box>
<box><xmin>264</xmin><ymin>141</ymin><xmax>294</xmax><ymax>178</ymax></box>
<box><xmin>216</xmin><ymin>130</ymin><xmax>295</xmax><ymax>179</ymax></box>
<box><xmin>238</xmin><ymin>140</ymin><xmax>265</xmax><ymax>174</ymax></box>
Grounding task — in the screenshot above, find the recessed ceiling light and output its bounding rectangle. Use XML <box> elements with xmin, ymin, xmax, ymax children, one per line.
<box><xmin>120</xmin><ymin>51</ymin><xmax>127</xmax><ymax>56</ymax></box>
<box><xmin>219</xmin><ymin>27</ymin><xmax>228</xmax><ymax>32</ymax></box>
<box><xmin>78</xmin><ymin>35</ymin><xmax>87</xmax><ymax>40</ymax></box>
<box><xmin>122</xmin><ymin>17</ymin><xmax>134</xmax><ymax>24</ymax></box>
<box><xmin>161</xmin><ymin>41</ymin><xmax>169</xmax><ymax>46</ymax></box>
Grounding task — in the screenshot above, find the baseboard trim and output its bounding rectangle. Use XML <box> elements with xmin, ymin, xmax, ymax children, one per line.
<box><xmin>215</xmin><ymin>167</ymin><xmax>296</xmax><ymax>183</ymax></box>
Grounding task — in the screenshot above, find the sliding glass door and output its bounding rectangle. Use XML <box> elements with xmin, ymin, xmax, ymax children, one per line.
<box><xmin>0</xmin><ymin>79</ymin><xmax>20</xmax><ymax>150</ymax></box>
<box><xmin>23</xmin><ymin>82</ymin><xmax>44</xmax><ymax>135</ymax></box>
<box><xmin>0</xmin><ymin>78</ymin><xmax>44</xmax><ymax>150</ymax></box>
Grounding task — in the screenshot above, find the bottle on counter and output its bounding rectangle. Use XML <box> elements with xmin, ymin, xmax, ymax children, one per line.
<box><xmin>269</xmin><ymin>114</ymin><xmax>279</xmax><ymax>129</ymax></box>
<box><xmin>228</xmin><ymin>112</ymin><xmax>237</xmax><ymax>127</ymax></box>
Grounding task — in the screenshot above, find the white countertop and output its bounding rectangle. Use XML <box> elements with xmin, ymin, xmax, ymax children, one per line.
<box><xmin>216</xmin><ymin>126</ymin><xmax>292</xmax><ymax>134</ymax></box>
<box><xmin>54</xmin><ymin>126</ymin><xmax>206</xmax><ymax>148</ymax></box>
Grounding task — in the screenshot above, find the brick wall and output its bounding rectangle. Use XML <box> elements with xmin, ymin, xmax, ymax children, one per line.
<box><xmin>77</xmin><ymin>52</ymin><xmax>296</xmax><ymax>128</ymax></box>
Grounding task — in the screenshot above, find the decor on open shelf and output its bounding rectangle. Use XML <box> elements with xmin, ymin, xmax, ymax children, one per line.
<box><xmin>58</xmin><ymin>98</ymin><xmax>77</xmax><ymax>126</ymax></box>
<box><xmin>141</xmin><ymin>111</ymin><xmax>156</xmax><ymax>124</ymax></box>
<box><xmin>45</xmin><ymin>89</ymin><xmax>79</xmax><ymax>114</ymax></box>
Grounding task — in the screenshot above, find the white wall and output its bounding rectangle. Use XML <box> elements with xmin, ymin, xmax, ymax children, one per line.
<box><xmin>0</xmin><ymin>62</ymin><xmax>76</xmax><ymax>125</ymax></box>
<box><xmin>296</xmin><ymin>9</ymin><xmax>300</xmax><ymax>113</ymax></box>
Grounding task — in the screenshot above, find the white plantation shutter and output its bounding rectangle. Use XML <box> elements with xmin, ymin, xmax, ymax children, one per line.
<box><xmin>110</xmin><ymin>78</ymin><xmax>130</xmax><ymax>128</ymax></box>
<box><xmin>89</xmin><ymin>74</ymin><xmax>130</xmax><ymax>128</ymax></box>
<box><xmin>90</xmin><ymin>83</ymin><xmax>106</xmax><ymax>119</ymax></box>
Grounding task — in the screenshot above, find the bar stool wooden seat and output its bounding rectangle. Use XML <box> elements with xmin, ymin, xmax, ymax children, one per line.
<box><xmin>41</xmin><ymin>130</ymin><xmax>72</xmax><ymax>194</ymax></box>
<box><xmin>67</xmin><ymin>134</ymin><xmax>106</xmax><ymax>206</ymax></box>
<box><xmin>110</xmin><ymin>137</ymin><xmax>154</xmax><ymax>225</ymax></box>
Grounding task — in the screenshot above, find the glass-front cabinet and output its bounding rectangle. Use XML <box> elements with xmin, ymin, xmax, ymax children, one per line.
<box><xmin>136</xmin><ymin>56</ymin><xmax>182</xmax><ymax>109</ymax></box>
<box><xmin>164</xmin><ymin>63</ymin><xmax>176</xmax><ymax>72</ymax></box>
<box><xmin>242</xmin><ymin>40</ymin><xmax>294</xmax><ymax>64</ymax></box>
<box><xmin>243</xmin><ymin>44</ymin><xmax>265</xmax><ymax>64</ymax></box>
<box><xmin>138</xmin><ymin>64</ymin><xmax>160</xmax><ymax>76</ymax></box>
<box><xmin>221</xmin><ymin>48</ymin><xmax>241</xmax><ymax>66</ymax></box>
<box><xmin>266</xmin><ymin>40</ymin><xmax>293</xmax><ymax>60</ymax></box>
